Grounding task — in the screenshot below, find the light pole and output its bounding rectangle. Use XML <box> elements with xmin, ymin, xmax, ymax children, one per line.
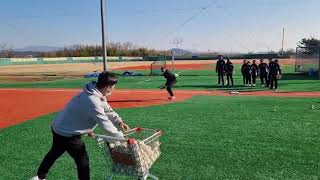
<box><xmin>170</xmin><ymin>51</ymin><xmax>175</xmax><ymax>72</ymax></box>
<box><xmin>281</xmin><ymin>28</ymin><xmax>285</xmax><ymax>55</ymax></box>
<box><xmin>266</xmin><ymin>44</ymin><xmax>270</xmax><ymax>53</ymax></box>
<box><xmin>100</xmin><ymin>0</ymin><xmax>107</xmax><ymax>71</ymax></box>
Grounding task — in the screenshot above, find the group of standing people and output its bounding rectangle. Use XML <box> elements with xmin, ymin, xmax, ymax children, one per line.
<box><xmin>216</xmin><ymin>56</ymin><xmax>282</xmax><ymax>90</ymax></box>
<box><xmin>241</xmin><ymin>58</ymin><xmax>282</xmax><ymax>90</ymax></box>
<box><xmin>216</xmin><ymin>55</ymin><xmax>235</xmax><ymax>86</ymax></box>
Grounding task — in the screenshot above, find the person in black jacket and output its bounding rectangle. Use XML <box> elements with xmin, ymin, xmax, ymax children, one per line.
<box><xmin>251</xmin><ymin>60</ymin><xmax>259</xmax><ymax>86</ymax></box>
<box><xmin>225</xmin><ymin>58</ymin><xmax>234</xmax><ymax>86</ymax></box>
<box><xmin>160</xmin><ymin>67</ymin><xmax>177</xmax><ymax>100</ymax></box>
<box><xmin>244</xmin><ymin>60</ymin><xmax>252</xmax><ymax>86</ymax></box>
<box><xmin>241</xmin><ymin>60</ymin><xmax>247</xmax><ymax>85</ymax></box>
<box><xmin>216</xmin><ymin>55</ymin><xmax>225</xmax><ymax>86</ymax></box>
<box><xmin>266</xmin><ymin>58</ymin><xmax>272</xmax><ymax>87</ymax></box>
<box><xmin>269</xmin><ymin>59</ymin><xmax>282</xmax><ymax>90</ymax></box>
<box><xmin>258</xmin><ymin>59</ymin><xmax>269</xmax><ymax>86</ymax></box>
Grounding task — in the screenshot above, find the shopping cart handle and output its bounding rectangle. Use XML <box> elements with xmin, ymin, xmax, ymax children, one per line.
<box><xmin>142</xmin><ymin>130</ymin><xmax>163</xmax><ymax>143</ymax></box>
<box><xmin>94</xmin><ymin>134</ymin><xmax>126</xmax><ymax>142</ymax></box>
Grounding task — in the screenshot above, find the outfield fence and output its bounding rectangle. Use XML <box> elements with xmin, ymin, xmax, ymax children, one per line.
<box><xmin>0</xmin><ymin>56</ymin><xmax>143</xmax><ymax>66</ymax></box>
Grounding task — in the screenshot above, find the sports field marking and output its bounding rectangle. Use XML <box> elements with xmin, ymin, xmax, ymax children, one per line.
<box><xmin>176</xmin><ymin>70</ymin><xmax>185</xmax><ymax>75</ymax></box>
<box><xmin>137</xmin><ymin>79</ymin><xmax>151</xmax><ymax>83</ymax></box>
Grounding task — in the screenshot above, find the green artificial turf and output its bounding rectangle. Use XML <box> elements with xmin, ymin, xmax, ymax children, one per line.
<box><xmin>0</xmin><ymin>65</ymin><xmax>319</xmax><ymax>92</ymax></box>
<box><xmin>1</xmin><ymin>96</ymin><xmax>319</xmax><ymax>179</ymax></box>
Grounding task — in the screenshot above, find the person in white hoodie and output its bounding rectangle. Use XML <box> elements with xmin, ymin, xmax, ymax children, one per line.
<box><xmin>32</xmin><ymin>71</ymin><xmax>130</xmax><ymax>180</ymax></box>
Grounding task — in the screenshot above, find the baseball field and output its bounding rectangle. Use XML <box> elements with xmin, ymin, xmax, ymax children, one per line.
<box><xmin>0</xmin><ymin>59</ymin><xmax>319</xmax><ymax>179</ymax></box>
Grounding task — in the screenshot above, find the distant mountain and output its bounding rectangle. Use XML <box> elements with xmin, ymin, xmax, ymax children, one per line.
<box><xmin>12</xmin><ymin>51</ymin><xmax>42</xmax><ymax>57</ymax></box>
<box><xmin>66</xmin><ymin>45</ymin><xmax>81</xmax><ymax>50</ymax></box>
<box><xmin>14</xmin><ymin>46</ymin><xmax>64</xmax><ymax>52</ymax></box>
<box><xmin>168</xmin><ymin>48</ymin><xmax>192</xmax><ymax>56</ymax></box>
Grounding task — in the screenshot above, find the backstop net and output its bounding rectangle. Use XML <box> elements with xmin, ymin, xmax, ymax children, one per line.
<box><xmin>295</xmin><ymin>46</ymin><xmax>320</xmax><ymax>72</ymax></box>
<box><xmin>150</xmin><ymin>55</ymin><xmax>166</xmax><ymax>75</ymax></box>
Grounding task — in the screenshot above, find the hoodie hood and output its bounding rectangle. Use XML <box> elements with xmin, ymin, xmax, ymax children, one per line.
<box><xmin>52</xmin><ymin>81</ymin><xmax>123</xmax><ymax>137</ymax></box>
<box><xmin>84</xmin><ymin>81</ymin><xmax>104</xmax><ymax>99</ymax></box>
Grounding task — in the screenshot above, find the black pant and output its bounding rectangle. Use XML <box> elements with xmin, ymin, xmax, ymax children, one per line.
<box><xmin>266</xmin><ymin>73</ymin><xmax>271</xmax><ymax>87</ymax></box>
<box><xmin>217</xmin><ymin>72</ymin><xmax>224</xmax><ymax>85</ymax></box>
<box><xmin>166</xmin><ymin>80</ymin><xmax>177</xmax><ymax>96</ymax></box>
<box><xmin>260</xmin><ymin>74</ymin><xmax>267</xmax><ymax>85</ymax></box>
<box><xmin>252</xmin><ymin>74</ymin><xmax>257</xmax><ymax>84</ymax></box>
<box><xmin>245</xmin><ymin>74</ymin><xmax>251</xmax><ymax>85</ymax></box>
<box><xmin>270</xmin><ymin>75</ymin><xmax>278</xmax><ymax>89</ymax></box>
<box><xmin>242</xmin><ymin>73</ymin><xmax>245</xmax><ymax>85</ymax></box>
<box><xmin>226</xmin><ymin>73</ymin><xmax>233</xmax><ymax>86</ymax></box>
<box><xmin>37</xmin><ymin>129</ymin><xmax>90</xmax><ymax>180</ymax></box>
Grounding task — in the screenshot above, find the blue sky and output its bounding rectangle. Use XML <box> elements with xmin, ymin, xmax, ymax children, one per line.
<box><xmin>0</xmin><ymin>0</ymin><xmax>319</xmax><ymax>53</ymax></box>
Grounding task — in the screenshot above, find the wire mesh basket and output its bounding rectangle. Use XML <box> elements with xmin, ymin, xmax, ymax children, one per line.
<box><xmin>94</xmin><ymin>127</ymin><xmax>163</xmax><ymax>180</ymax></box>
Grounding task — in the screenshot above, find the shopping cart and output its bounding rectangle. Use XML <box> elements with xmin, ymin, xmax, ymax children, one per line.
<box><xmin>94</xmin><ymin>127</ymin><xmax>163</xmax><ymax>180</ymax></box>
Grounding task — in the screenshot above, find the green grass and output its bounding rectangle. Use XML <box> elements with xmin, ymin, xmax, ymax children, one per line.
<box><xmin>0</xmin><ymin>65</ymin><xmax>319</xmax><ymax>92</ymax></box>
<box><xmin>1</xmin><ymin>96</ymin><xmax>319</xmax><ymax>179</ymax></box>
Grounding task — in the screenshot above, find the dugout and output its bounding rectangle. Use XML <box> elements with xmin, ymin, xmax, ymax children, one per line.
<box><xmin>295</xmin><ymin>46</ymin><xmax>320</xmax><ymax>79</ymax></box>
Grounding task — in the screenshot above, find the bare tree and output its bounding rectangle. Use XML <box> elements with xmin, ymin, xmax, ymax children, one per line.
<box><xmin>0</xmin><ymin>43</ymin><xmax>14</xmax><ymax>58</ymax></box>
<box><xmin>122</xmin><ymin>41</ymin><xmax>135</xmax><ymax>50</ymax></box>
<box><xmin>0</xmin><ymin>43</ymin><xmax>7</xmax><ymax>57</ymax></box>
<box><xmin>41</xmin><ymin>41</ymin><xmax>167</xmax><ymax>57</ymax></box>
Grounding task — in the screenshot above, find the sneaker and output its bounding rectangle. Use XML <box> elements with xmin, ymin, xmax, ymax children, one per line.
<box><xmin>168</xmin><ymin>96</ymin><xmax>176</xmax><ymax>100</ymax></box>
<box><xmin>261</xmin><ymin>84</ymin><xmax>265</xmax><ymax>87</ymax></box>
<box><xmin>31</xmin><ymin>176</ymin><xmax>45</xmax><ymax>180</ymax></box>
<box><xmin>253</xmin><ymin>84</ymin><xmax>256</xmax><ymax>86</ymax></box>
<box><xmin>248</xmin><ymin>84</ymin><xmax>252</xmax><ymax>87</ymax></box>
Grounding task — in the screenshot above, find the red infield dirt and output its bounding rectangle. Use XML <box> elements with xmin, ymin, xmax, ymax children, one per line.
<box><xmin>1</xmin><ymin>88</ymin><xmax>319</xmax><ymax>129</ymax></box>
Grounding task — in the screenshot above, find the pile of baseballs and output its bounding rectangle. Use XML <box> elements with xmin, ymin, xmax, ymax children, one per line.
<box><xmin>108</xmin><ymin>140</ymin><xmax>161</xmax><ymax>175</ymax></box>
<box><xmin>137</xmin><ymin>141</ymin><xmax>161</xmax><ymax>169</ymax></box>
<box><xmin>109</xmin><ymin>141</ymin><xmax>129</xmax><ymax>154</ymax></box>
<box><xmin>109</xmin><ymin>141</ymin><xmax>135</xmax><ymax>175</ymax></box>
